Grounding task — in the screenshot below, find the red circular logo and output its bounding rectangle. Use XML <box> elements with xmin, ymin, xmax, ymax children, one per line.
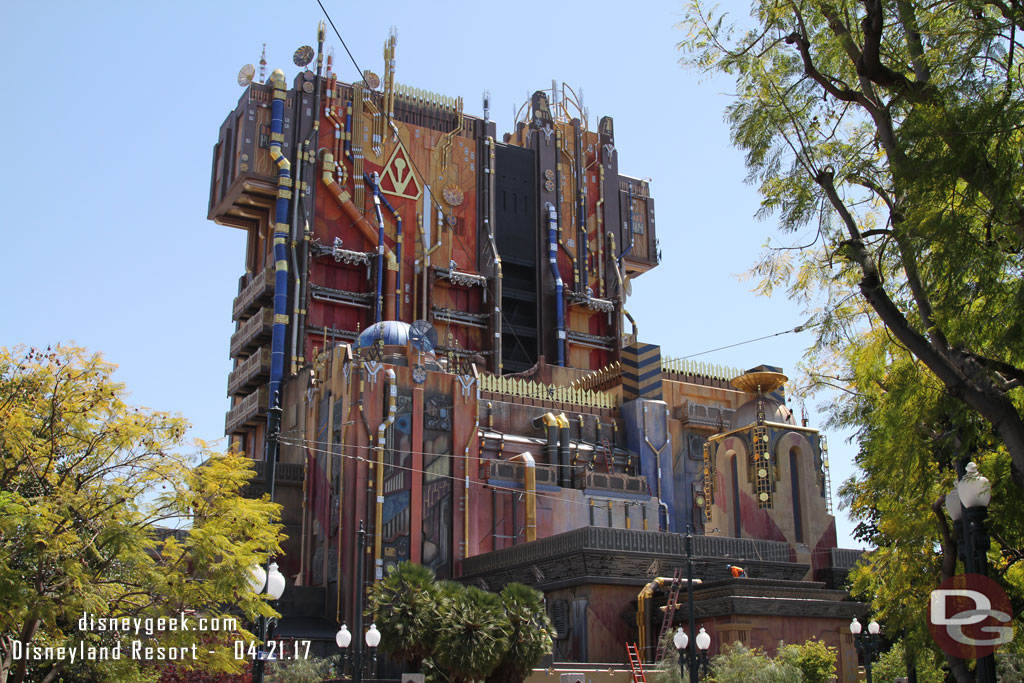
<box><xmin>928</xmin><ymin>574</ymin><xmax>1013</xmax><ymax>659</ymax></box>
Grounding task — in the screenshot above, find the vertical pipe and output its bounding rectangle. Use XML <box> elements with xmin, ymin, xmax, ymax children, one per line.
<box><xmin>483</xmin><ymin>134</ymin><xmax>502</xmax><ymax>373</ymax></box>
<box><xmin>373</xmin><ymin>369</ymin><xmax>397</xmax><ymax>582</ymax></box>
<box><xmin>573</xmin><ymin>119</ymin><xmax>588</xmax><ymax>295</ymax></box>
<box><xmin>267</xmin><ymin>69</ymin><xmax>292</xmax><ymax>409</ymax></box>
<box><xmin>370</xmin><ymin>173</ymin><xmax>386</xmax><ymax>323</ymax></box>
<box><xmin>545</xmin><ymin>203</ymin><xmax>566</xmax><ymax>366</ymax></box>
<box><xmin>596</xmin><ymin>166</ymin><xmax>605</xmax><ymax>298</ymax></box>
<box><xmin>619</xmin><ymin>181</ymin><xmax>634</xmax><ymax>266</ymax></box>
<box><xmin>462</xmin><ymin>389</ymin><xmax>480</xmax><ymax>558</ymax></box>
<box><xmin>557</xmin><ymin>413</ymin><xmax>571</xmax><ymax>488</ymax></box>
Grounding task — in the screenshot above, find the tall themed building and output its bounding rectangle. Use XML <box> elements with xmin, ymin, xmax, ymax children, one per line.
<box><xmin>208</xmin><ymin>26</ymin><xmax>864</xmax><ymax>681</ymax></box>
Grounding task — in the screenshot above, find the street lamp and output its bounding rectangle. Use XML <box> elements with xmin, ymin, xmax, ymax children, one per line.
<box><xmin>365</xmin><ymin>623</ymin><xmax>381</xmax><ymax>677</ymax></box>
<box><xmin>850</xmin><ymin>617</ymin><xmax>880</xmax><ymax>683</ymax></box>
<box><xmin>673</xmin><ymin>627</ymin><xmax>688</xmax><ymax>682</ymax></box>
<box><xmin>336</xmin><ymin>624</ymin><xmax>351</xmax><ymax>675</ymax></box>
<box><xmin>695</xmin><ymin>627</ymin><xmax>711</xmax><ymax>679</ymax></box>
<box><xmin>947</xmin><ymin>461</ymin><xmax>996</xmax><ymax>683</ymax></box>
<box><xmin>252</xmin><ymin>560</ymin><xmax>286</xmax><ymax>683</ymax></box>
<box><xmin>684</xmin><ymin>532</ymin><xmax>698</xmax><ymax>683</ymax></box>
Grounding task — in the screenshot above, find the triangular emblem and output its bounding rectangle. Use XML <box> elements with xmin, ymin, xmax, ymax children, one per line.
<box><xmin>379</xmin><ymin>142</ymin><xmax>422</xmax><ymax>200</ymax></box>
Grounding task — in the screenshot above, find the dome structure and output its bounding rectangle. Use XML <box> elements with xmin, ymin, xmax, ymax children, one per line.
<box><xmin>354</xmin><ymin>321</ymin><xmax>412</xmax><ymax>349</ymax></box>
<box><xmin>731</xmin><ymin>396</ymin><xmax>796</xmax><ymax>429</ymax></box>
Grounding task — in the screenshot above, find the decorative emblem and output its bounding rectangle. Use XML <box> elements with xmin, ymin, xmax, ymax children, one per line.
<box><xmin>646</xmin><ymin>559</ymin><xmax>660</xmax><ymax>577</ymax></box>
<box><xmin>544</xmin><ymin>179</ymin><xmax>555</xmax><ymax>192</ymax></box>
<box><xmin>412</xmin><ymin>365</ymin><xmax>427</xmax><ymax>384</ymax></box>
<box><xmin>363</xmin><ymin>70</ymin><xmax>381</xmax><ymax>89</ymax></box>
<box><xmin>442</xmin><ymin>185</ymin><xmax>464</xmax><ymax>206</ymax></box>
<box><xmin>379</xmin><ymin>141</ymin><xmax>422</xmax><ymax>200</ymax></box>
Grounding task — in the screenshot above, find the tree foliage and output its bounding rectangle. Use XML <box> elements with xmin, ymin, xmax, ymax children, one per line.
<box><xmin>705</xmin><ymin>643</ymin><xmax>801</xmax><ymax>683</ymax></box>
<box><xmin>369</xmin><ymin>564</ymin><xmax>551</xmax><ymax>683</ymax></box>
<box><xmin>0</xmin><ymin>345</ymin><xmax>283</xmax><ymax>683</ymax></box>
<box><xmin>679</xmin><ymin>2</ymin><xmax>1024</xmax><ymax>678</ymax></box>
<box><xmin>679</xmin><ymin>0</ymin><xmax>1024</xmax><ymax>481</ymax></box>
<box><xmin>776</xmin><ymin>638</ymin><xmax>837</xmax><ymax>682</ymax></box>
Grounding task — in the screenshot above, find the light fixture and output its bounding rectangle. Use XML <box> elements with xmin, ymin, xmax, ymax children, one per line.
<box><xmin>336</xmin><ymin>624</ymin><xmax>351</xmax><ymax>649</ymax></box>
<box><xmin>265</xmin><ymin>561</ymin><xmax>286</xmax><ymax>600</ymax></box>
<box><xmin>850</xmin><ymin>617</ymin><xmax>862</xmax><ymax>635</ymax></box>
<box><xmin>867</xmin><ymin>620</ymin><xmax>880</xmax><ymax>635</ymax></box>
<box><xmin>673</xmin><ymin>627</ymin><xmax>688</xmax><ymax>651</ymax></box>
<box><xmin>957</xmin><ymin>462</ymin><xmax>991</xmax><ymax>509</ymax></box>
<box><xmin>945</xmin><ymin>488</ymin><xmax>963</xmax><ymax>521</ymax></box>
<box><xmin>695</xmin><ymin>627</ymin><xmax>711</xmax><ymax>651</ymax></box>
<box><xmin>365</xmin><ymin>623</ymin><xmax>381</xmax><ymax>648</ymax></box>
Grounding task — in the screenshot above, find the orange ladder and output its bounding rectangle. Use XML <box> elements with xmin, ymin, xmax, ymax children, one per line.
<box><xmin>654</xmin><ymin>568</ymin><xmax>685</xmax><ymax>661</ymax></box>
<box><xmin>626</xmin><ymin>642</ymin><xmax>647</xmax><ymax>683</ymax></box>
<box><xmin>601</xmin><ymin>438</ymin><xmax>614</xmax><ymax>473</ymax></box>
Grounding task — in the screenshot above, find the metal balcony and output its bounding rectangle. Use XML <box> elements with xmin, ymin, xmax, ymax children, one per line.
<box><xmin>227</xmin><ymin>346</ymin><xmax>271</xmax><ymax>397</ymax></box>
<box><xmin>229</xmin><ymin>307</ymin><xmax>274</xmax><ymax>359</ymax></box>
<box><xmin>225</xmin><ymin>385</ymin><xmax>268</xmax><ymax>435</ymax></box>
<box><xmin>232</xmin><ymin>264</ymin><xmax>275</xmax><ymax>322</ymax></box>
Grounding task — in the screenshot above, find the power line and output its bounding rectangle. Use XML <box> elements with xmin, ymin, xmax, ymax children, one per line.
<box><xmin>677</xmin><ymin>322</ymin><xmax>813</xmax><ymax>360</ymax></box>
<box><xmin>316</xmin><ymin>0</ymin><xmax>364</xmax><ymax>80</ymax></box>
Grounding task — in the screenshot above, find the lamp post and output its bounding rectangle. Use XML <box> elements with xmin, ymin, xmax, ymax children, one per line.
<box><xmin>365</xmin><ymin>623</ymin><xmax>381</xmax><ymax>679</ymax></box>
<box><xmin>252</xmin><ymin>560</ymin><xmax>286</xmax><ymax>683</ymax></box>
<box><xmin>946</xmin><ymin>461</ymin><xmax>996</xmax><ymax>683</ymax></box>
<box><xmin>695</xmin><ymin>627</ymin><xmax>711</xmax><ymax>680</ymax></box>
<box><xmin>351</xmin><ymin>521</ymin><xmax>368</xmax><ymax>683</ymax></box>
<box><xmin>253</xmin><ymin>395</ymin><xmax>284</xmax><ymax>683</ymax></box>
<box><xmin>684</xmin><ymin>532</ymin><xmax>698</xmax><ymax>683</ymax></box>
<box><xmin>336</xmin><ymin>624</ymin><xmax>351</xmax><ymax>677</ymax></box>
<box><xmin>850</xmin><ymin>617</ymin><xmax>880</xmax><ymax>683</ymax></box>
<box><xmin>673</xmin><ymin>627</ymin><xmax>688</xmax><ymax>682</ymax></box>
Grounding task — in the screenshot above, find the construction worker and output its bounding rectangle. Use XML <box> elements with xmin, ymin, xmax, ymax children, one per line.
<box><xmin>726</xmin><ymin>564</ymin><xmax>748</xmax><ymax>578</ymax></box>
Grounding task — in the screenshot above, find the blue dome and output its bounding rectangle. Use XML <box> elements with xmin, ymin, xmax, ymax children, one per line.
<box><xmin>355</xmin><ymin>321</ymin><xmax>412</xmax><ymax>349</ymax></box>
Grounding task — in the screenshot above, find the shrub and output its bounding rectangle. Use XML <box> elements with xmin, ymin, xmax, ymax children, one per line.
<box><xmin>776</xmin><ymin>638</ymin><xmax>836</xmax><ymax>683</ymax></box>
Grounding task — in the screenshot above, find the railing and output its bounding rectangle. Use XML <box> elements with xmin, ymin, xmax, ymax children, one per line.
<box><xmin>661</xmin><ymin>357</ymin><xmax>743</xmax><ymax>383</ymax></box>
<box><xmin>232</xmin><ymin>264</ymin><xmax>275</xmax><ymax>321</ymax></box>
<box><xmin>479</xmin><ymin>374</ymin><xmax>617</xmax><ymax>410</ymax></box>
<box><xmin>229</xmin><ymin>307</ymin><xmax>274</xmax><ymax>358</ymax></box>
<box><xmin>227</xmin><ymin>346</ymin><xmax>271</xmax><ymax>397</ymax></box>
<box><xmin>225</xmin><ymin>385</ymin><xmax>268</xmax><ymax>435</ymax></box>
<box><xmin>570</xmin><ymin>361</ymin><xmax>622</xmax><ymax>392</ymax></box>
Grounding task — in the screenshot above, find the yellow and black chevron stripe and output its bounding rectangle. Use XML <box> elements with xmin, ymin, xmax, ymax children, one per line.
<box><xmin>621</xmin><ymin>342</ymin><xmax>663</xmax><ymax>401</ymax></box>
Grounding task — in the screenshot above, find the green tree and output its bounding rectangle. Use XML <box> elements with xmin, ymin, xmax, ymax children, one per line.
<box><xmin>871</xmin><ymin>639</ymin><xmax>945</xmax><ymax>683</ymax></box>
<box><xmin>0</xmin><ymin>345</ymin><xmax>283</xmax><ymax>683</ymax></box>
<box><xmin>705</xmin><ymin>643</ymin><xmax>801</xmax><ymax>683</ymax></box>
<box><xmin>431</xmin><ymin>586</ymin><xmax>510</xmax><ymax>683</ymax></box>
<box><xmin>368</xmin><ymin>561</ymin><xmax>443</xmax><ymax>672</ymax></box>
<box><xmin>679</xmin><ymin>0</ymin><xmax>1024</xmax><ymax>487</ymax></box>
<box><xmin>776</xmin><ymin>638</ymin><xmax>837</xmax><ymax>683</ymax></box>
<box><xmin>484</xmin><ymin>583</ymin><xmax>553</xmax><ymax>683</ymax></box>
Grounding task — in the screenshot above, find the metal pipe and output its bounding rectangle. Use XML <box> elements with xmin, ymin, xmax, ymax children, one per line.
<box><xmin>373</xmin><ymin>368</ymin><xmax>397</xmax><ymax>582</ymax></box>
<box><xmin>368</xmin><ymin>175</ymin><xmax>403</xmax><ymax>322</ymax></box>
<box><xmin>483</xmin><ymin>136</ymin><xmax>502</xmax><ymax>373</ymax></box>
<box><xmin>462</xmin><ymin>387</ymin><xmax>480</xmax><ymax>558</ymax></box>
<box><xmin>266</xmin><ymin>69</ymin><xmax>292</xmax><ymax>408</ymax></box>
<box><xmin>545</xmin><ymin>203</ymin><xmax>566</xmax><ymax>366</ymax></box>
<box><xmin>596</xmin><ymin>166</ymin><xmax>605</xmax><ymax>297</ymax></box>
<box><xmin>573</xmin><ymin>119</ymin><xmax>588</xmax><ymax>294</ymax></box>
<box><xmin>321</xmin><ymin>154</ymin><xmax>394</xmax><ymax>260</ymax></box>
<box><xmin>370</xmin><ymin>173</ymin><xmax>386</xmax><ymax>323</ymax></box>
<box><xmin>557</xmin><ymin>412</ymin><xmax>571</xmax><ymax>488</ymax></box>
<box><xmin>509</xmin><ymin>453</ymin><xmax>537</xmax><ymax>542</ymax></box>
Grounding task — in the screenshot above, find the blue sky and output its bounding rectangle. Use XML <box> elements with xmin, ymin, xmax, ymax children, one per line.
<box><xmin>2</xmin><ymin>1</ymin><xmax>862</xmax><ymax>548</ymax></box>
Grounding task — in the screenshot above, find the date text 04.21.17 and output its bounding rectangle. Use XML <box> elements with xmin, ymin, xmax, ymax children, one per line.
<box><xmin>234</xmin><ymin>640</ymin><xmax>311</xmax><ymax>661</ymax></box>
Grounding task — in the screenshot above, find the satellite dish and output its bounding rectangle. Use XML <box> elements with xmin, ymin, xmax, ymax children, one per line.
<box><xmin>409</xmin><ymin>320</ymin><xmax>438</xmax><ymax>353</ymax></box>
<box><xmin>363</xmin><ymin>70</ymin><xmax>381</xmax><ymax>89</ymax></box>
<box><xmin>237</xmin><ymin>64</ymin><xmax>256</xmax><ymax>87</ymax></box>
<box><xmin>293</xmin><ymin>45</ymin><xmax>314</xmax><ymax>68</ymax></box>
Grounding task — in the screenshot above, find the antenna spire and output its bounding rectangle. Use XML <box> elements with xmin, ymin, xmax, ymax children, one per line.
<box><xmin>259</xmin><ymin>43</ymin><xmax>267</xmax><ymax>83</ymax></box>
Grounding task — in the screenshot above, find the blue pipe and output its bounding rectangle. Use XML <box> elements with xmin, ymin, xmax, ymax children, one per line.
<box><xmin>619</xmin><ymin>182</ymin><xmax>634</xmax><ymax>267</ymax></box>
<box><xmin>367</xmin><ymin>172</ymin><xmax>386</xmax><ymax>323</ymax></box>
<box><xmin>545</xmin><ymin>202</ymin><xmax>566</xmax><ymax>366</ymax></box>
<box><xmin>366</xmin><ymin>173</ymin><xmax>403</xmax><ymax>323</ymax></box>
<box><xmin>267</xmin><ymin>70</ymin><xmax>292</xmax><ymax>406</ymax></box>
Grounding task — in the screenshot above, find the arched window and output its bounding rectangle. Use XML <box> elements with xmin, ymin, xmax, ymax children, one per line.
<box><xmin>790</xmin><ymin>448</ymin><xmax>804</xmax><ymax>543</ymax></box>
<box><xmin>730</xmin><ymin>453</ymin><xmax>742</xmax><ymax>538</ymax></box>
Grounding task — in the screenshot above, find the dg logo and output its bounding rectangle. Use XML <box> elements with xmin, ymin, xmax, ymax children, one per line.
<box><xmin>928</xmin><ymin>573</ymin><xmax>1013</xmax><ymax>659</ymax></box>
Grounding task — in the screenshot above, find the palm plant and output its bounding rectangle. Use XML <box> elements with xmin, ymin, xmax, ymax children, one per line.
<box><xmin>485</xmin><ymin>583</ymin><xmax>554</xmax><ymax>683</ymax></box>
<box><xmin>432</xmin><ymin>585</ymin><xmax>511</xmax><ymax>683</ymax></box>
<box><xmin>368</xmin><ymin>561</ymin><xmax>440</xmax><ymax>671</ymax></box>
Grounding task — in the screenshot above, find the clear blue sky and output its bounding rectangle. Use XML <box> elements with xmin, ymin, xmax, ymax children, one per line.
<box><xmin>2</xmin><ymin>1</ymin><xmax>862</xmax><ymax>549</ymax></box>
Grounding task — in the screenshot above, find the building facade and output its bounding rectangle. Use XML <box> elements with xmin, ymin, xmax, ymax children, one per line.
<box><xmin>208</xmin><ymin>26</ymin><xmax>864</xmax><ymax>680</ymax></box>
